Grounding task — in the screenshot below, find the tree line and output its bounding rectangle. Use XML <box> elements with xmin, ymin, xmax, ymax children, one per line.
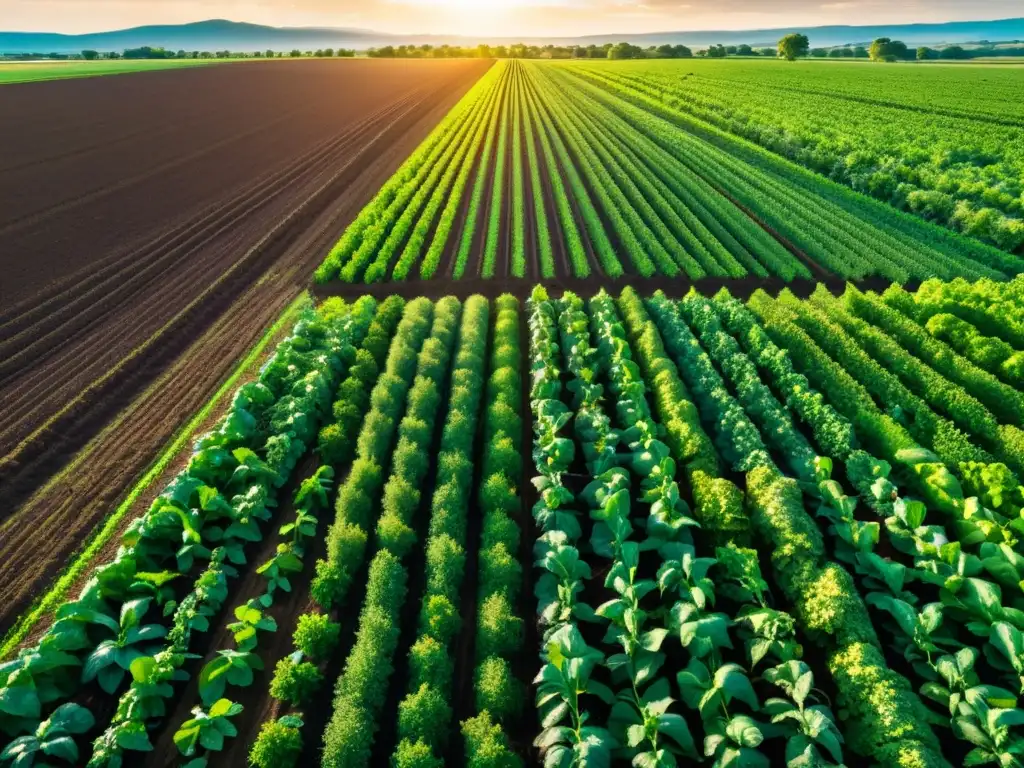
<box><xmin>5</xmin><ymin>37</ymin><xmax>1021</xmax><ymax>64</ymax></box>
<box><xmin>777</xmin><ymin>33</ymin><xmax>1023</xmax><ymax>62</ymax></box>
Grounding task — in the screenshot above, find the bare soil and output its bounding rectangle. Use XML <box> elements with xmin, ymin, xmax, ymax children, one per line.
<box><xmin>0</xmin><ymin>58</ymin><xmax>491</xmax><ymax>635</ymax></box>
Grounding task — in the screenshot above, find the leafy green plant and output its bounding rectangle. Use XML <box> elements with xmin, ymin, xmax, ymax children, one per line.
<box><xmin>763</xmin><ymin>661</ymin><xmax>844</xmax><ymax>767</ymax></box>
<box><xmin>0</xmin><ymin>704</ymin><xmax>94</xmax><ymax>767</ymax></box>
<box><xmin>173</xmin><ymin>698</ymin><xmax>243</xmax><ymax>761</ymax></box>
<box><xmin>197</xmin><ymin>650</ymin><xmax>263</xmax><ymax>706</ymax></box>
<box><xmin>78</xmin><ymin>598</ymin><xmax>167</xmax><ymax>695</ymax></box>
<box><xmin>533</xmin><ymin>625</ymin><xmax>614</xmax><ymax>766</ymax></box>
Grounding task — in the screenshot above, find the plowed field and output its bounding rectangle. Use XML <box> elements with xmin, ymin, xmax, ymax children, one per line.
<box><xmin>0</xmin><ymin>57</ymin><xmax>491</xmax><ymax>633</ymax></box>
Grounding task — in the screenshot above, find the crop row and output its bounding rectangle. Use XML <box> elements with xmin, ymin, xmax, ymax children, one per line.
<box><xmin>549</xmin><ymin>63</ymin><xmax>1023</xmax><ymax>282</ymax></box>
<box><xmin>0</xmin><ymin>296</ymin><xmax>376</xmax><ymax>766</ymax></box>
<box><xmin>570</xmin><ymin>59</ymin><xmax>1024</xmax><ymax>252</ymax></box>
<box><xmin>516</xmin><ymin>279</ymin><xmax>1024</xmax><ymax>767</ymax></box>
<box><xmin>314</xmin><ymin>59</ymin><xmax>1020</xmax><ymax>286</ymax></box>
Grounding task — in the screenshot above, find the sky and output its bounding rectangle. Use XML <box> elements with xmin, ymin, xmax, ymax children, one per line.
<box><xmin>3</xmin><ymin>0</ymin><xmax>1022</xmax><ymax>38</ymax></box>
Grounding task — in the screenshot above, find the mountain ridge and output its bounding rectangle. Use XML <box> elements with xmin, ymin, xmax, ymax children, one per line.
<box><xmin>3</xmin><ymin>16</ymin><xmax>1024</xmax><ymax>54</ymax></box>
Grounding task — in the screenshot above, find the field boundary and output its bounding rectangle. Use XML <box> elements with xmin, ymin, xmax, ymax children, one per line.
<box><xmin>0</xmin><ymin>293</ymin><xmax>309</xmax><ymax>659</ymax></box>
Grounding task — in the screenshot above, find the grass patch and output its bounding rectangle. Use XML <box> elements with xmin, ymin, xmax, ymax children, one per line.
<box><xmin>0</xmin><ymin>58</ymin><xmax>229</xmax><ymax>85</ymax></box>
<box><xmin>0</xmin><ymin>293</ymin><xmax>309</xmax><ymax>659</ymax></box>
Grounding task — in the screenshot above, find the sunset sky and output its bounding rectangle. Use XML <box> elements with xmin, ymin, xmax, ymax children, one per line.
<box><xmin>4</xmin><ymin>0</ymin><xmax>1021</xmax><ymax>37</ymax></box>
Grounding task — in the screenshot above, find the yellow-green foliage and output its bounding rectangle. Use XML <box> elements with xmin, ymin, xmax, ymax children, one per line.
<box><xmin>797</xmin><ymin>564</ymin><xmax>879</xmax><ymax>648</ymax></box>
<box><xmin>828</xmin><ymin>643</ymin><xmax>947</xmax><ymax>766</ymax></box>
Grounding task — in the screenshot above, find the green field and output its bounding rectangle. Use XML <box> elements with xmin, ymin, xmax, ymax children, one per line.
<box><xmin>0</xmin><ymin>58</ymin><xmax>226</xmax><ymax>84</ymax></box>
<box><xmin>8</xmin><ymin>51</ymin><xmax>1024</xmax><ymax>768</ymax></box>
<box><xmin>315</xmin><ymin>59</ymin><xmax>1023</xmax><ymax>284</ymax></box>
<box><xmin>561</xmin><ymin>57</ymin><xmax>1024</xmax><ymax>251</ymax></box>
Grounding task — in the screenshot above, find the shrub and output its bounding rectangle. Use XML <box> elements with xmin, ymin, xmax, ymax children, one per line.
<box><xmin>362</xmin><ymin>332</ymin><xmax>391</xmax><ymax>367</ymax></box>
<box><xmin>436</xmin><ymin>453</ymin><xmax>472</xmax><ymax>488</ymax></box>
<box><xmin>392</xmin><ymin>437</ymin><xmax>429</xmax><ymax>480</ymax></box>
<box><xmin>357</xmin><ymin>411</ymin><xmax>394</xmax><ymax>460</ymax></box>
<box><xmin>341</xmin><ymin>607</ymin><xmax>397</xmax><ymax>708</ymax></box>
<box><xmin>461</xmin><ymin>712</ymin><xmax>522</xmax><ymax>768</ymax></box>
<box><xmin>365</xmin><ymin>551</ymin><xmax>407</xmax><ymax>616</ymax></box>
<box><xmin>398</xmin><ymin>416</ymin><xmax>431</xmax><ymax>450</ymax></box>
<box><xmin>408</xmin><ymin>636</ymin><xmax>453</xmax><ymax>693</ymax></box>
<box><xmin>486</xmin><ymin>402</ymin><xmax>520</xmax><ymax>443</ymax></box>
<box><xmin>312</xmin><ymin>523</ymin><xmax>366</xmax><ymax>608</ymax></box>
<box><xmin>293</xmin><ymin>612</ymin><xmax>340</xmax><ymax>662</ymax></box>
<box><xmin>407</xmin><ymin>378</ymin><xmax>441</xmax><ymax>420</ymax></box>
<box><xmin>350</xmin><ymin>348</ymin><xmax>379</xmax><ymax>385</ymax></box>
<box><xmin>332</xmin><ymin>397</ymin><xmax>364</xmax><ymax>432</ymax></box>
<box><xmin>443</xmin><ymin>410</ymin><xmax>474</xmax><ymax>454</ymax></box>
<box><xmin>425</xmin><ymin>535</ymin><xmax>464</xmax><ymax>600</ymax></box>
<box><xmin>393</xmin><ymin>739</ymin><xmax>443</xmax><ymax>768</ymax></box>
<box><xmin>484</xmin><ymin>438</ymin><xmax>520</xmax><ymax>485</ymax></box>
<box><xmin>480</xmin><ymin>473</ymin><xmax>517</xmax><ymax>517</ymax></box>
<box><xmin>474</xmin><ymin>656</ymin><xmax>523</xmax><ymax>723</ymax></box>
<box><xmin>417</xmin><ymin>339</ymin><xmax>449</xmax><ymax>384</ymax></box>
<box><xmin>336</xmin><ymin>376</ymin><xmax>370</xmax><ymax>411</ymax></box>
<box><xmin>270</xmin><ymin>658</ymin><xmax>323</xmax><ymax>706</ymax></box>
<box><xmin>397</xmin><ymin>683</ymin><xmax>451</xmax><ymax>748</ymax></box>
<box><xmin>250</xmin><ymin>718</ymin><xmax>302</xmax><ymax>768</ymax></box>
<box><xmin>488</xmin><ymin>365</ymin><xmax>519</xmax><ymax>398</ymax></box>
<box><xmin>318</xmin><ymin>423</ymin><xmax>348</xmax><ymax>465</ymax></box>
<box><xmin>428</xmin><ymin>481</ymin><xmax>466</xmax><ymax>542</ymax></box>
<box><xmin>475</xmin><ymin>593</ymin><xmax>522</xmax><ymax>659</ymax></box>
<box><xmin>420</xmin><ymin>594</ymin><xmax>460</xmax><ymax>644</ymax></box>
<box><xmin>492</xmin><ymin>343</ymin><xmax>519</xmax><ymax>371</ymax></box>
<box><xmin>477</xmin><ymin>544</ymin><xmax>521</xmax><ymax>600</ymax></box>
<box><xmin>481</xmin><ymin>511</ymin><xmax>518</xmax><ymax>553</ymax></box>
<box><xmin>322</xmin><ymin>696</ymin><xmax>373</xmax><ymax>767</ymax></box>
<box><xmin>370</xmin><ymin>373</ymin><xmax>404</xmax><ymax>414</ymax></box>
<box><xmin>377</xmin><ymin>513</ymin><xmax>416</xmax><ymax>558</ymax></box>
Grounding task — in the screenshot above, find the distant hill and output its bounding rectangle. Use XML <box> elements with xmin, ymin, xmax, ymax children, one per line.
<box><xmin>3</xmin><ymin>17</ymin><xmax>1024</xmax><ymax>54</ymax></box>
<box><xmin>0</xmin><ymin>20</ymin><xmax>396</xmax><ymax>54</ymax></box>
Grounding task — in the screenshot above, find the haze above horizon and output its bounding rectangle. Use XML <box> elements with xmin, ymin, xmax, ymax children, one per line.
<box><xmin>4</xmin><ymin>0</ymin><xmax>1023</xmax><ymax>39</ymax></box>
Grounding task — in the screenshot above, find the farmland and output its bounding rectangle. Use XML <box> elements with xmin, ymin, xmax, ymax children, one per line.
<box><xmin>315</xmin><ymin>59</ymin><xmax>1022</xmax><ymax>284</ymax></box>
<box><xmin>4</xmin><ymin>49</ymin><xmax>1024</xmax><ymax>768</ymax></box>
<box><xmin>0</xmin><ymin>59</ymin><xmax>223</xmax><ymax>85</ymax></box>
<box><xmin>0</xmin><ymin>57</ymin><xmax>489</xmax><ymax>622</ymax></box>
<box><xmin>6</xmin><ymin>279</ymin><xmax>1024</xmax><ymax>767</ymax></box>
<box><xmin>564</xmin><ymin>58</ymin><xmax>1024</xmax><ymax>251</ymax></box>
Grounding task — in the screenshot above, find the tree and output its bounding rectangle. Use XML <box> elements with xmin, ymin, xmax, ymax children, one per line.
<box><xmin>778</xmin><ymin>33</ymin><xmax>810</xmax><ymax>61</ymax></box>
<box><xmin>707</xmin><ymin>44</ymin><xmax>727</xmax><ymax>58</ymax></box>
<box><xmin>810</xmin><ymin>47</ymin><xmax>828</xmax><ymax>57</ymax></box>
<box><xmin>736</xmin><ymin>44</ymin><xmax>753</xmax><ymax>56</ymax></box>
<box><xmin>869</xmin><ymin>37</ymin><xmax>909</xmax><ymax>62</ymax></box>
<box><xmin>290</xmin><ymin>49</ymin><xmax>302</xmax><ymax>57</ymax></box>
<box><xmin>81</xmin><ymin>50</ymin><xmax>99</xmax><ymax>60</ymax></box>
<box><xmin>758</xmin><ymin>47</ymin><xmax>774</xmax><ymax>57</ymax></box>
<box><xmin>940</xmin><ymin>45</ymin><xmax>968</xmax><ymax>59</ymax></box>
<box><xmin>916</xmin><ymin>46</ymin><xmax>937</xmax><ymax>60</ymax></box>
<box><xmin>266</xmin><ymin>49</ymin><xmax>275</xmax><ymax>58</ymax></box>
<box><xmin>853</xmin><ymin>46</ymin><xmax>869</xmax><ymax>58</ymax></box>
<box><xmin>608</xmin><ymin>42</ymin><xmax>643</xmax><ymax>59</ymax></box>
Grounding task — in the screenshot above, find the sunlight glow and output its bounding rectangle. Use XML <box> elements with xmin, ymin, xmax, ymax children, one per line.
<box><xmin>387</xmin><ymin>0</ymin><xmax>555</xmax><ymax>36</ymax></box>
